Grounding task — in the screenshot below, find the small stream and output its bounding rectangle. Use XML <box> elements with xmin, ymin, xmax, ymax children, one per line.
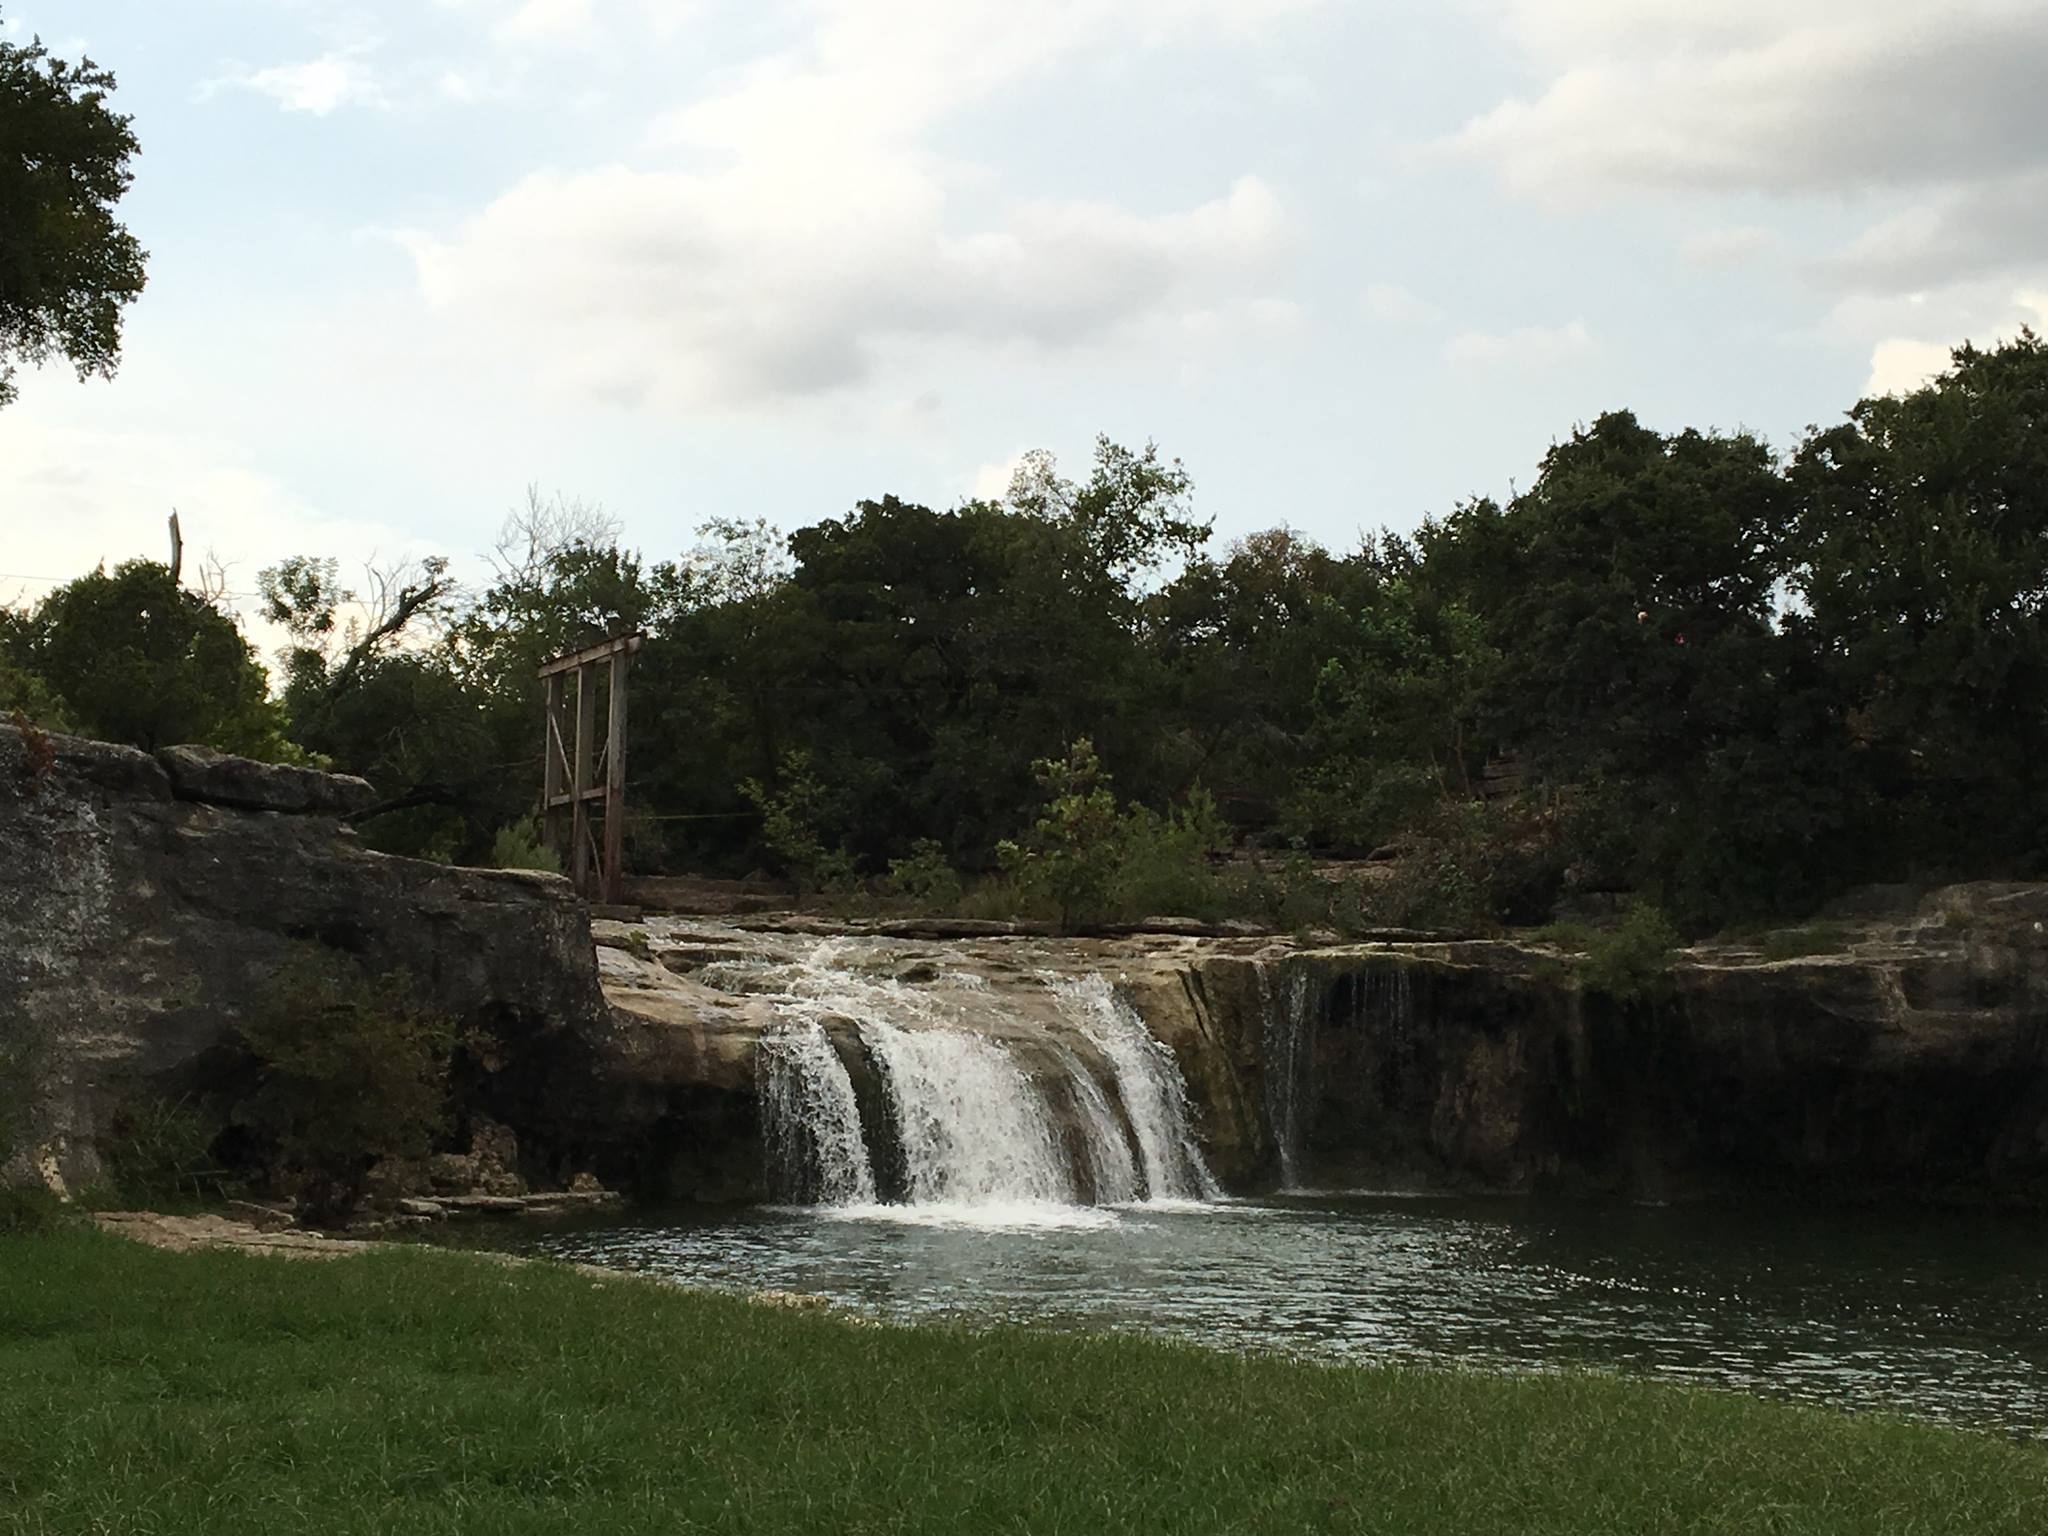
<box><xmin>501</xmin><ymin>1194</ymin><xmax>2048</xmax><ymax>1439</ymax></box>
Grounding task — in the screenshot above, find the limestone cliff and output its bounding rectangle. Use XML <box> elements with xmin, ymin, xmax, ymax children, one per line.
<box><xmin>1124</xmin><ymin>891</ymin><xmax>2048</xmax><ymax>1206</ymax></box>
<box><xmin>0</xmin><ymin>725</ymin><xmax>610</xmax><ymax>1194</ymax></box>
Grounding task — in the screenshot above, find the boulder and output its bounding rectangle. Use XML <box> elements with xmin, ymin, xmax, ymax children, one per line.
<box><xmin>1</xmin><ymin>723</ymin><xmax>605</xmax><ymax>1195</ymax></box>
<box><xmin>155</xmin><ymin>743</ymin><xmax>376</xmax><ymax>816</ymax></box>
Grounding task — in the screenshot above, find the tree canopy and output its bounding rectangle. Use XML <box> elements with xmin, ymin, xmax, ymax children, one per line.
<box><xmin>0</xmin><ymin>15</ymin><xmax>147</xmax><ymax>407</ymax></box>
<box><xmin>8</xmin><ymin>339</ymin><xmax>2045</xmax><ymax>932</ymax></box>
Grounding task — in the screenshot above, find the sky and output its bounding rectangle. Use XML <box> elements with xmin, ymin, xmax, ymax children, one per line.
<box><xmin>4</xmin><ymin>0</ymin><xmax>2046</xmax><ymax>628</ymax></box>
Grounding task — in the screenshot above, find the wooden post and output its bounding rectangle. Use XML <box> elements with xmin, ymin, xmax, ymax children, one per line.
<box><xmin>603</xmin><ymin>648</ymin><xmax>630</xmax><ymax>904</ymax></box>
<box><xmin>570</xmin><ymin>662</ymin><xmax>597</xmax><ymax>893</ymax></box>
<box><xmin>542</xmin><ymin>672</ymin><xmax>568</xmax><ymax>865</ymax></box>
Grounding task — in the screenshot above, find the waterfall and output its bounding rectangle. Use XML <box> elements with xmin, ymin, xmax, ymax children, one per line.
<box><xmin>756</xmin><ymin>1019</ymin><xmax>877</xmax><ymax>1205</ymax></box>
<box><xmin>743</xmin><ymin>934</ymin><xmax>1219</xmax><ymax>1215</ymax></box>
<box><xmin>858</xmin><ymin>1019</ymin><xmax>1076</xmax><ymax>1206</ymax></box>
<box><xmin>1053</xmin><ymin>1044</ymin><xmax>1141</xmax><ymax>1206</ymax></box>
<box><xmin>1259</xmin><ymin>961</ymin><xmax>1317</xmax><ymax>1191</ymax></box>
<box><xmin>1054</xmin><ymin>976</ymin><xmax>1219</xmax><ymax>1202</ymax></box>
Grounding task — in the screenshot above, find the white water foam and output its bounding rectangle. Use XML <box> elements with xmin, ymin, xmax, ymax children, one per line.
<box><xmin>859</xmin><ymin>1017</ymin><xmax>1077</xmax><ymax>1206</ymax></box>
<box><xmin>821</xmin><ymin>1199</ymin><xmax>1122</xmax><ymax>1231</ymax></box>
<box><xmin>756</xmin><ymin>1019</ymin><xmax>877</xmax><ymax>1205</ymax></box>
<box><xmin>1258</xmin><ymin>962</ymin><xmax>1317</xmax><ymax>1191</ymax></box>
<box><xmin>1053</xmin><ymin>1043</ymin><xmax>1141</xmax><ymax>1206</ymax></box>
<box><xmin>1054</xmin><ymin>975</ymin><xmax>1220</xmax><ymax>1202</ymax></box>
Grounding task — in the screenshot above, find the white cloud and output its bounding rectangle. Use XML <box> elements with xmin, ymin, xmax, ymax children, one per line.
<box><xmin>1679</xmin><ymin>226</ymin><xmax>1775</xmax><ymax>271</ymax></box>
<box><xmin>1862</xmin><ymin>339</ymin><xmax>1956</xmax><ymax>398</ymax></box>
<box><xmin>497</xmin><ymin>0</ymin><xmax>595</xmax><ymax>44</ymax></box>
<box><xmin>0</xmin><ymin>406</ymin><xmax>445</xmax><ymax>663</ymax></box>
<box><xmin>1444</xmin><ymin>319</ymin><xmax>1591</xmax><ymax>367</ymax></box>
<box><xmin>403</xmin><ymin>168</ymin><xmax>1286</xmax><ymax>410</ymax></box>
<box><xmin>402</xmin><ymin>0</ymin><xmax>1308</xmax><ymax>412</ymax></box>
<box><xmin>1825</xmin><ymin>169</ymin><xmax>2048</xmax><ymax>295</ymax></box>
<box><xmin>1457</xmin><ymin>4</ymin><xmax>2048</xmax><ymax>204</ymax></box>
<box><xmin>1459</xmin><ymin>3</ymin><xmax>2048</xmax><ymax>376</ymax></box>
<box><xmin>1362</xmin><ymin>282</ymin><xmax>1443</xmax><ymax>325</ymax></box>
<box><xmin>1858</xmin><ymin>289</ymin><xmax>2048</xmax><ymax>398</ymax></box>
<box><xmin>970</xmin><ymin>453</ymin><xmax>1028</xmax><ymax>501</ymax></box>
<box><xmin>227</xmin><ymin>48</ymin><xmax>384</xmax><ymax>115</ymax></box>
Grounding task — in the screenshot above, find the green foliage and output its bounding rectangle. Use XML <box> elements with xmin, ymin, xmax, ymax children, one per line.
<box><xmin>1108</xmin><ymin>789</ymin><xmax>1230</xmax><ymax>922</ymax></box>
<box><xmin>740</xmin><ymin>750</ymin><xmax>857</xmax><ymax>897</ymax></box>
<box><xmin>232</xmin><ymin>951</ymin><xmax>458</xmax><ymax>1226</ymax></box>
<box><xmin>491</xmin><ymin>820</ymin><xmax>562</xmax><ymax>874</ymax></box>
<box><xmin>12</xmin><ymin>353</ymin><xmax>2016</xmax><ymax>931</ymax></box>
<box><xmin>17</xmin><ymin>561</ymin><xmax>290</xmax><ymax>757</ymax></box>
<box><xmin>883</xmin><ymin>838</ymin><xmax>963</xmax><ymax>908</ymax></box>
<box><xmin>0</xmin><ymin>1183</ymin><xmax>68</xmax><ymax>1233</ymax></box>
<box><xmin>1576</xmin><ymin>904</ymin><xmax>1682</xmax><ymax>1000</ymax></box>
<box><xmin>995</xmin><ymin>741</ymin><xmax>1235</xmax><ymax>929</ymax></box>
<box><xmin>96</xmin><ymin>1095</ymin><xmax>228</xmax><ymax>1207</ymax></box>
<box><xmin>997</xmin><ymin>738</ymin><xmax>1128</xmax><ymax>931</ymax></box>
<box><xmin>0</xmin><ymin>23</ymin><xmax>147</xmax><ymax>407</ymax></box>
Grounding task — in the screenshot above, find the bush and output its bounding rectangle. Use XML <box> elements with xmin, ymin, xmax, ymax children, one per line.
<box><xmin>997</xmin><ymin>738</ymin><xmax>1125</xmax><ymax>931</ymax></box>
<box><xmin>883</xmin><ymin>839</ymin><xmax>963</xmax><ymax>909</ymax></box>
<box><xmin>97</xmin><ymin>1095</ymin><xmax>229</xmax><ymax>1207</ymax></box>
<box><xmin>999</xmin><ymin>740</ymin><xmax>1233</xmax><ymax>930</ymax></box>
<box><xmin>740</xmin><ymin>750</ymin><xmax>859</xmax><ymax>898</ymax></box>
<box><xmin>491</xmin><ymin>820</ymin><xmax>562</xmax><ymax>873</ymax></box>
<box><xmin>1109</xmin><ymin>791</ymin><xmax>1228</xmax><ymax>922</ymax></box>
<box><xmin>233</xmin><ymin>951</ymin><xmax>459</xmax><ymax>1226</ymax></box>
<box><xmin>1581</xmin><ymin>904</ymin><xmax>1681</xmax><ymax>1000</ymax></box>
<box><xmin>0</xmin><ymin>1183</ymin><xmax>68</xmax><ymax>1234</ymax></box>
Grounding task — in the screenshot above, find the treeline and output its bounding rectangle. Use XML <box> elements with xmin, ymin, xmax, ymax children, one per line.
<box><xmin>6</xmin><ymin>334</ymin><xmax>2045</xmax><ymax>931</ymax></box>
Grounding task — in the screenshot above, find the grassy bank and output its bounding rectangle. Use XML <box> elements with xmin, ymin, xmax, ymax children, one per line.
<box><xmin>3</xmin><ymin>1230</ymin><xmax>2044</xmax><ymax>1534</ymax></box>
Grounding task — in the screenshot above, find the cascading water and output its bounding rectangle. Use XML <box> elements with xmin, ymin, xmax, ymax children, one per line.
<box><xmin>1054</xmin><ymin>975</ymin><xmax>1219</xmax><ymax>1201</ymax></box>
<box><xmin>1052</xmin><ymin>1043</ymin><xmax>1141</xmax><ymax>1206</ymax></box>
<box><xmin>1257</xmin><ymin>962</ymin><xmax>1317</xmax><ymax>1191</ymax></box>
<box><xmin>756</xmin><ymin>1018</ymin><xmax>877</xmax><ymax>1205</ymax></box>
<box><xmin>858</xmin><ymin>1018</ymin><xmax>1075</xmax><ymax>1206</ymax></box>
<box><xmin>741</xmin><ymin>933</ymin><xmax>1218</xmax><ymax>1217</ymax></box>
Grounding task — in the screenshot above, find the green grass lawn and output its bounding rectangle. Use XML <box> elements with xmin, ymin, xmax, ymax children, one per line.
<box><xmin>3</xmin><ymin>1228</ymin><xmax>2044</xmax><ymax>1534</ymax></box>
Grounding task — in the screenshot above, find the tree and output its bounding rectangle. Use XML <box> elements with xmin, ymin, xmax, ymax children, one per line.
<box><xmin>23</xmin><ymin>561</ymin><xmax>289</xmax><ymax>757</ymax></box>
<box><xmin>1786</xmin><ymin>331</ymin><xmax>2048</xmax><ymax>877</ymax></box>
<box><xmin>0</xmin><ymin>19</ymin><xmax>147</xmax><ymax>407</ymax></box>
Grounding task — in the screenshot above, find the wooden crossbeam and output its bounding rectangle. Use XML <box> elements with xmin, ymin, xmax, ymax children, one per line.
<box><xmin>537</xmin><ymin>633</ymin><xmax>644</xmax><ymax>678</ymax></box>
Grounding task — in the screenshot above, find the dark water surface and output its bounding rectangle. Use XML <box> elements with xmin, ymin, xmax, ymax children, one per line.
<box><xmin>496</xmin><ymin>1194</ymin><xmax>2048</xmax><ymax>1437</ymax></box>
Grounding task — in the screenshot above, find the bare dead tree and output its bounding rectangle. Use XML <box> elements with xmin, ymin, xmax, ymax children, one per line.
<box><xmin>324</xmin><ymin>553</ymin><xmax>461</xmax><ymax>700</ymax></box>
<box><xmin>487</xmin><ymin>485</ymin><xmax>622</xmax><ymax>587</ymax></box>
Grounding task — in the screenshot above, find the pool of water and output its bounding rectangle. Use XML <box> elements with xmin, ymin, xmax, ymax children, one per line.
<box><xmin>498</xmin><ymin>1193</ymin><xmax>2048</xmax><ymax>1437</ymax></box>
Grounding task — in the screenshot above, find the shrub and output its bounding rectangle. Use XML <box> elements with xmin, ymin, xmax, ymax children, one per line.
<box><xmin>740</xmin><ymin>750</ymin><xmax>858</xmax><ymax>898</ymax></box>
<box><xmin>997</xmin><ymin>738</ymin><xmax>1125</xmax><ymax>932</ymax></box>
<box><xmin>0</xmin><ymin>1183</ymin><xmax>68</xmax><ymax>1234</ymax></box>
<box><xmin>1109</xmin><ymin>790</ymin><xmax>1228</xmax><ymax>922</ymax></box>
<box><xmin>233</xmin><ymin>951</ymin><xmax>458</xmax><ymax>1226</ymax></box>
<box><xmin>1581</xmin><ymin>903</ymin><xmax>1681</xmax><ymax>1000</ymax></box>
<box><xmin>883</xmin><ymin>838</ymin><xmax>963</xmax><ymax>909</ymax></box>
<box><xmin>490</xmin><ymin>820</ymin><xmax>562</xmax><ymax>873</ymax></box>
<box><xmin>97</xmin><ymin>1095</ymin><xmax>229</xmax><ymax>1207</ymax></box>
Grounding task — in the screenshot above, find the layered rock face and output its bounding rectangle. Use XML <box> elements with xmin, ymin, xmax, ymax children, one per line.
<box><xmin>1129</xmin><ymin>891</ymin><xmax>2048</xmax><ymax>1206</ymax></box>
<box><xmin>0</xmin><ymin>725</ymin><xmax>608</xmax><ymax>1193</ymax></box>
<box><xmin>12</xmin><ymin>723</ymin><xmax>2048</xmax><ymax>1210</ymax></box>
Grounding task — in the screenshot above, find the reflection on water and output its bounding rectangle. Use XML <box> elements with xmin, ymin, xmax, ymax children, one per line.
<box><xmin>501</xmin><ymin>1194</ymin><xmax>2048</xmax><ymax>1437</ymax></box>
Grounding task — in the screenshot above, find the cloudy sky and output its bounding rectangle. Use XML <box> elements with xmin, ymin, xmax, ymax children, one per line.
<box><xmin>4</xmin><ymin>0</ymin><xmax>2045</xmax><ymax>620</ymax></box>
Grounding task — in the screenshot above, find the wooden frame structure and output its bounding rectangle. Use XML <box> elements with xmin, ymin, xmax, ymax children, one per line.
<box><xmin>539</xmin><ymin>634</ymin><xmax>643</xmax><ymax>904</ymax></box>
